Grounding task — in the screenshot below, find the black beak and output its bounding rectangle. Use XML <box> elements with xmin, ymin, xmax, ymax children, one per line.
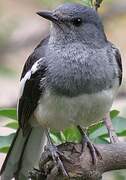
<box><xmin>36</xmin><ymin>11</ymin><xmax>58</xmax><ymax>22</ymax></box>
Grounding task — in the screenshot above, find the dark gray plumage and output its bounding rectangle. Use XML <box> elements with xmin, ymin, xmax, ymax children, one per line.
<box><xmin>0</xmin><ymin>3</ymin><xmax>122</xmax><ymax>180</ymax></box>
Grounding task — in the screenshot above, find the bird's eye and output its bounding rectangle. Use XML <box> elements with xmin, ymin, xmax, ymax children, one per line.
<box><xmin>72</xmin><ymin>18</ymin><xmax>82</xmax><ymax>27</ymax></box>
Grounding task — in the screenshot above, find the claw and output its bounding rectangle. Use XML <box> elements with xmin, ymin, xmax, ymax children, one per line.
<box><xmin>28</xmin><ymin>167</ymin><xmax>45</xmax><ymax>179</ymax></box>
<box><xmin>109</xmin><ymin>130</ymin><xmax>119</xmax><ymax>144</ymax></box>
<box><xmin>46</xmin><ymin>144</ymin><xmax>69</xmax><ymax>177</ymax></box>
<box><xmin>43</xmin><ymin>129</ymin><xmax>69</xmax><ymax>177</ymax></box>
<box><xmin>77</xmin><ymin>125</ymin><xmax>102</xmax><ymax>165</ymax></box>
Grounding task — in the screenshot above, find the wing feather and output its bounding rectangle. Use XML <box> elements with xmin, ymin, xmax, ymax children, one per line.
<box><xmin>18</xmin><ymin>36</ymin><xmax>49</xmax><ymax>134</ymax></box>
<box><xmin>111</xmin><ymin>44</ymin><xmax>122</xmax><ymax>85</ymax></box>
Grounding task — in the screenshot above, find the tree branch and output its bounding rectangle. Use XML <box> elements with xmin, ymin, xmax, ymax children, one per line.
<box><xmin>29</xmin><ymin>142</ymin><xmax>126</xmax><ymax>180</ymax></box>
<box><xmin>94</xmin><ymin>0</ymin><xmax>103</xmax><ymax>11</ymax></box>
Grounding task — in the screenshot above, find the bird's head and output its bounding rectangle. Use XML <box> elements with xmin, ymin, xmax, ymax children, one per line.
<box><xmin>37</xmin><ymin>3</ymin><xmax>106</xmax><ymax>44</ymax></box>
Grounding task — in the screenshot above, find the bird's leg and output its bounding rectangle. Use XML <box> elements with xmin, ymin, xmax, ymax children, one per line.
<box><xmin>77</xmin><ymin>125</ymin><xmax>102</xmax><ymax>165</ymax></box>
<box><xmin>44</xmin><ymin>128</ymin><xmax>69</xmax><ymax>177</ymax></box>
<box><xmin>103</xmin><ymin>113</ymin><xmax>119</xmax><ymax>143</ymax></box>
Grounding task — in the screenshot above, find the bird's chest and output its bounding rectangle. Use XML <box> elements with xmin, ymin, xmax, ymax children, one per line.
<box><xmin>34</xmin><ymin>87</ymin><xmax>117</xmax><ymax>131</ymax></box>
<box><xmin>46</xmin><ymin>44</ymin><xmax>91</xmax><ymax>96</ymax></box>
<box><xmin>46</xmin><ymin>45</ymin><xmax>116</xmax><ymax>96</ymax></box>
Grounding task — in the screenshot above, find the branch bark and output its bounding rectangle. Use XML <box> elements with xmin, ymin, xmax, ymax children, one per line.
<box><xmin>29</xmin><ymin>142</ymin><xmax>126</xmax><ymax>180</ymax></box>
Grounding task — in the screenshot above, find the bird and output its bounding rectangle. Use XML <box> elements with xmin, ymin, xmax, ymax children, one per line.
<box><xmin>0</xmin><ymin>3</ymin><xmax>122</xmax><ymax>180</ymax></box>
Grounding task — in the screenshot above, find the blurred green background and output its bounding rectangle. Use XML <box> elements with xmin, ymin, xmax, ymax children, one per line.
<box><xmin>0</xmin><ymin>0</ymin><xmax>126</xmax><ymax>179</ymax></box>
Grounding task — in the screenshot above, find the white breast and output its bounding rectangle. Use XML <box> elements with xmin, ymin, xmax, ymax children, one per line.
<box><xmin>34</xmin><ymin>79</ymin><xmax>119</xmax><ymax>131</ymax></box>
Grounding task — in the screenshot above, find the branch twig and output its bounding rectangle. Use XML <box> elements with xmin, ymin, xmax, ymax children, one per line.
<box><xmin>94</xmin><ymin>0</ymin><xmax>103</xmax><ymax>11</ymax></box>
<box><xmin>29</xmin><ymin>142</ymin><xmax>126</xmax><ymax>180</ymax></box>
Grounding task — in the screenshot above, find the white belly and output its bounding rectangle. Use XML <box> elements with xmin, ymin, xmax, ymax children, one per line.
<box><xmin>34</xmin><ymin>86</ymin><xmax>118</xmax><ymax>131</ymax></box>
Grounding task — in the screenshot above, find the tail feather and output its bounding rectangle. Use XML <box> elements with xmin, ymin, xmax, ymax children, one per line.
<box><xmin>0</xmin><ymin>128</ymin><xmax>21</xmax><ymax>176</ymax></box>
<box><xmin>16</xmin><ymin>127</ymin><xmax>46</xmax><ymax>180</ymax></box>
<box><xmin>0</xmin><ymin>127</ymin><xmax>46</xmax><ymax>180</ymax></box>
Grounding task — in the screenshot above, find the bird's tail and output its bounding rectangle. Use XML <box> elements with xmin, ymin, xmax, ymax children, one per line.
<box><xmin>0</xmin><ymin>127</ymin><xmax>46</xmax><ymax>180</ymax></box>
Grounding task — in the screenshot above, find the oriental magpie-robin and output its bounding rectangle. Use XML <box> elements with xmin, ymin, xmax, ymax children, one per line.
<box><xmin>0</xmin><ymin>3</ymin><xmax>122</xmax><ymax>179</ymax></box>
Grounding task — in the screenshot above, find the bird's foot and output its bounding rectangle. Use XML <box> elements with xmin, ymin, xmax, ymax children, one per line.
<box><xmin>45</xmin><ymin>144</ymin><xmax>69</xmax><ymax>177</ymax></box>
<box><xmin>81</xmin><ymin>133</ymin><xmax>102</xmax><ymax>165</ymax></box>
<box><xmin>77</xmin><ymin>125</ymin><xmax>102</xmax><ymax>165</ymax></box>
<box><xmin>29</xmin><ymin>168</ymin><xmax>45</xmax><ymax>179</ymax></box>
<box><xmin>42</xmin><ymin>129</ymin><xmax>69</xmax><ymax>177</ymax></box>
<box><xmin>108</xmin><ymin>129</ymin><xmax>119</xmax><ymax>144</ymax></box>
<box><xmin>39</xmin><ymin>144</ymin><xmax>69</xmax><ymax>178</ymax></box>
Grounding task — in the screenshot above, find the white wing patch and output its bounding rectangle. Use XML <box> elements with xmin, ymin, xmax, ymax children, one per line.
<box><xmin>19</xmin><ymin>58</ymin><xmax>43</xmax><ymax>98</ymax></box>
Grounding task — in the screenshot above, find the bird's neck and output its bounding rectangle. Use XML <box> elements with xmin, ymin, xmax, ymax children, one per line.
<box><xmin>49</xmin><ymin>23</ymin><xmax>107</xmax><ymax>48</ymax></box>
<box><xmin>80</xmin><ymin>23</ymin><xmax>107</xmax><ymax>48</ymax></box>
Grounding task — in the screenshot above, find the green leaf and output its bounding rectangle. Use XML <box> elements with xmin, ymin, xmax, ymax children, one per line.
<box><xmin>51</xmin><ymin>126</ymin><xmax>82</xmax><ymax>144</ymax></box>
<box><xmin>92</xmin><ymin>136</ymin><xmax>109</xmax><ymax>144</ymax></box>
<box><xmin>82</xmin><ymin>0</ymin><xmax>93</xmax><ymax>7</ymax></box>
<box><xmin>89</xmin><ymin>125</ymin><xmax>107</xmax><ymax>140</ymax></box>
<box><xmin>112</xmin><ymin>117</ymin><xmax>126</xmax><ymax>134</ymax></box>
<box><xmin>60</xmin><ymin>131</ymin><xmax>66</xmax><ymax>142</ymax></box>
<box><xmin>63</xmin><ymin>126</ymin><xmax>81</xmax><ymax>143</ymax></box>
<box><xmin>90</xmin><ymin>116</ymin><xmax>126</xmax><ymax>140</ymax></box>
<box><xmin>50</xmin><ymin>133</ymin><xmax>62</xmax><ymax>144</ymax></box>
<box><xmin>5</xmin><ymin>121</ymin><xmax>18</xmax><ymax>129</ymax></box>
<box><xmin>0</xmin><ymin>147</ymin><xmax>9</xmax><ymax>153</ymax></box>
<box><xmin>88</xmin><ymin>110</ymin><xmax>120</xmax><ymax>135</ymax></box>
<box><xmin>117</xmin><ymin>130</ymin><xmax>126</xmax><ymax>137</ymax></box>
<box><xmin>50</xmin><ymin>131</ymin><xmax>67</xmax><ymax>144</ymax></box>
<box><xmin>0</xmin><ymin>133</ymin><xmax>15</xmax><ymax>152</ymax></box>
<box><xmin>0</xmin><ymin>108</ymin><xmax>17</xmax><ymax>120</ymax></box>
<box><xmin>110</xmin><ymin>110</ymin><xmax>120</xmax><ymax>119</ymax></box>
<box><xmin>88</xmin><ymin>121</ymin><xmax>104</xmax><ymax>135</ymax></box>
